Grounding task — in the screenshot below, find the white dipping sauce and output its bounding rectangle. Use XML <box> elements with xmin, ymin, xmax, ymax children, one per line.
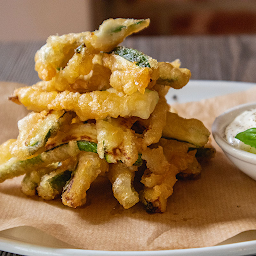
<box><xmin>225</xmin><ymin>108</ymin><xmax>256</xmax><ymax>153</ymax></box>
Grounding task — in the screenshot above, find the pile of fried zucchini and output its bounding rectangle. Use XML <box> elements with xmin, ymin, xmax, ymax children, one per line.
<box><xmin>1</xmin><ymin>18</ymin><xmax>215</xmax><ymax>213</ymax></box>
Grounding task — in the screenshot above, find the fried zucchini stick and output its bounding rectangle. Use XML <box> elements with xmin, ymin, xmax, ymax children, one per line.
<box><xmin>0</xmin><ymin>138</ymin><xmax>130</xmax><ymax>183</ymax></box>
<box><xmin>96</xmin><ymin>118</ymin><xmax>139</xmax><ymax>166</ymax></box>
<box><xmin>140</xmin><ymin>146</ymin><xmax>178</xmax><ymax>213</ymax></box>
<box><xmin>108</xmin><ymin>163</ymin><xmax>139</xmax><ymax>209</ymax></box>
<box><xmin>21</xmin><ymin>163</ymin><xmax>58</xmax><ymax>196</ymax></box>
<box><xmin>12</xmin><ymin>110</ymin><xmax>73</xmax><ymax>159</ymax></box>
<box><xmin>157</xmin><ymin>61</ymin><xmax>191</xmax><ymax>89</ymax></box>
<box><xmin>0</xmin><ymin>141</ymin><xmax>80</xmax><ymax>183</ymax></box>
<box><xmin>37</xmin><ymin>157</ymin><xmax>78</xmax><ymax>200</ymax></box>
<box><xmin>0</xmin><ymin>139</ymin><xmax>16</xmax><ymax>165</ymax></box>
<box><xmin>35</xmin><ymin>18</ymin><xmax>150</xmax><ymax>81</ymax></box>
<box><xmin>140</xmin><ymin>96</ymin><xmax>169</xmax><ymax>147</ymax></box>
<box><xmin>62</xmin><ymin>152</ymin><xmax>108</xmax><ymax>208</ymax></box>
<box><xmin>85</xmin><ymin>18</ymin><xmax>150</xmax><ymax>53</ymax></box>
<box><xmin>11</xmin><ymin>87</ymin><xmax>159</xmax><ymax>121</ymax></box>
<box><xmin>162</xmin><ymin>112</ymin><xmax>210</xmax><ymax>147</ymax></box>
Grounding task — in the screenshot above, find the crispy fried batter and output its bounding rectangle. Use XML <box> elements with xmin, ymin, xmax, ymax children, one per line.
<box><xmin>0</xmin><ymin>139</ymin><xmax>16</xmax><ymax>165</ymax></box>
<box><xmin>35</xmin><ymin>18</ymin><xmax>149</xmax><ymax>81</ymax></box>
<box><xmin>108</xmin><ymin>163</ymin><xmax>139</xmax><ymax>209</ymax></box>
<box><xmin>62</xmin><ymin>152</ymin><xmax>108</xmax><ymax>208</ymax></box>
<box><xmin>11</xmin><ymin>110</ymin><xmax>72</xmax><ymax>160</ymax></box>
<box><xmin>45</xmin><ymin>122</ymin><xmax>97</xmax><ymax>150</ymax></box>
<box><xmin>85</xmin><ymin>18</ymin><xmax>150</xmax><ymax>53</ymax></box>
<box><xmin>140</xmin><ymin>96</ymin><xmax>169</xmax><ymax>148</ymax></box>
<box><xmin>96</xmin><ymin>118</ymin><xmax>139</xmax><ymax>166</ymax></box>
<box><xmin>21</xmin><ymin>163</ymin><xmax>58</xmax><ymax>196</ymax></box>
<box><xmin>157</xmin><ymin>61</ymin><xmax>191</xmax><ymax>89</ymax></box>
<box><xmin>162</xmin><ymin>112</ymin><xmax>210</xmax><ymax>147</ymax></box>
<box><xmin>35</xmin><ymin>32</ymin><xmax>88</xmax><ymax>81</ymax></box>
<box><xmin>12</xmin><ymin>86</ymin><xmax>159</xmax><ymax>121</ymax></box>
<box><xmin>140</xmin><ymin>146</ymin><xmax>178</xmax><ymax>213</ymax></box>
<box><xmin>37</xmin><ymin>157</ymin><xmax>78</xmax><ymax>200</ymax></box>
<box><xmin>102</xmin><ymin>53</ymin><xmax>158</xmax><ymax>95</ymax></box>
<box><xmin>1</xmin><ymin>17</ymin><xmax>215</xmax><ymax>213</ymax></box>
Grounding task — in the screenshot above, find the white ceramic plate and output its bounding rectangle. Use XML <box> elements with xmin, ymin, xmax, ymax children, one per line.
<box><xmin>1</xmin><ymin>80</ymin><xmax>256</xmax><ymax>256</ymax></box>
<box><xmin>166</xmin><ymin>80</ymin><xmax>255</xmax><ymax>105</ymax></box>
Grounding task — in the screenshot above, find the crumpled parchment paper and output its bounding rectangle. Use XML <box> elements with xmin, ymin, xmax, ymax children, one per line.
<box><xmin>1</xmin><ymin>81</ymin><xmax>256</xmax><ymax>251</ymax></box>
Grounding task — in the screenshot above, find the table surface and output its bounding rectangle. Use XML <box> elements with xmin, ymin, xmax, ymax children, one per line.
<box><xmin>1</xmin><ymin>35</ymin><xmax>256</xmax><ymax>256</ymax></box>
<box><xmin>1</xmin><ymin>35</ymin><xmax>256</xmax><ymax>85</ymax></box>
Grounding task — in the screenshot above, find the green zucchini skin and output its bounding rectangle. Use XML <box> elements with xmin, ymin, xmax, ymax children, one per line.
<box><xmin>27</xmin><ymin>111</ymin><xmax>72</xmax><ymax>154</ymax></box>
<box><xmin>21</xmin><ymin>164</ymin><xmax>58</xmax><ymax>196</ymax></box>
<box><xmin>133</xmin><ymin>153</ymin><xmax>143</xmax><ymax>166</ymax></box>
<box><xmin>49</xmin><ymin>170</ymin><xmax>73</xmax><ymax>191</ymax></box>
<box><xmin>0</xmin><ymin>140</ymin><xmax>143</xmax><ymax>183</ymax></box>
<box><xmin>111</xmin><ymin>46</ymin><xmax>151</xmax><ymax>68</ymax></box>
<box><xmin>37</xmin><ymin>169</ymin><xmax>73</xmax><ymax>200</ymax></box>
<box><xmin>77</xmin><ymin>140</ymin><xmax>143</xmax><ymax>166</ymax></box>
<box><xmin>110</xmin><ymin>20</ymin><xmax>145</xmax><ymax>34</ymax></box>
<box><xmin>0</xmin><ymin>141</ymin><xmax>79</xmax><ymax>183</ymax></box>
<box><xmin>37</xmin><ymin>158</ymin><xmax>77</xmax><ymax>200</ymax></box>
<box><xmin>14</xmin><ymin>110</ymin><xmax>73</xmax><ymax>160</ymax></box>
<box><xmin>0</xmin><ymin>155</ymin><xmax>43</xmax><ymax>183</ymax></box>
<box><xmin>77</xmin><ymin>141</ymin><xmax>97</xmax><ymax>153</ymax></box>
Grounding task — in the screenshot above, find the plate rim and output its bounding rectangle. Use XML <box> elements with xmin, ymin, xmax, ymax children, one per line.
<box><xmin>1</xmin><ymin>232</ymin><xmax>256</xmax><ymax>256</ymax></box>
<box><xmin>166</xmin><ymin>79</ymin><xmax>256</xmax><ymax>104</ymax></box>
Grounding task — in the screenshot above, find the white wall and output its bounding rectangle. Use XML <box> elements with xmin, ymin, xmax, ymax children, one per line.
<box><xmin>0</xmin><ymin>0</ymin><xmax>93</xmax><ymax>41</ymax></box>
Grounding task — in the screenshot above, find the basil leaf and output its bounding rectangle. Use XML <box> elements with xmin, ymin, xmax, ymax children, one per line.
<box><xmin>235</xmin><ymin>128</ymin><xmax>256</xmax><ymax>148</ymax></box>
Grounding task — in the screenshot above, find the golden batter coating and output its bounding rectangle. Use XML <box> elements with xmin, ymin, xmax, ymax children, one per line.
<box><xmin>0</xmin><ymin>18</ymin><xmax>214</xmax><ymax>213</ymax></box>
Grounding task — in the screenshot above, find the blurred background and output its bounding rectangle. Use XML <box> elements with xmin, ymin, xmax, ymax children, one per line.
<box><xmin>1</xmin><ymin>0</ymin><xmax>256</xmax><ymax>41</ymax></box>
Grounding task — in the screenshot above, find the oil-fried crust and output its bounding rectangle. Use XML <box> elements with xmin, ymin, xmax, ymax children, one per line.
<box><xmin>12</xmin><ymin>86</ymin><xmax>159</xmax><ymax>121</ymax></box>
<box><xmin>0</xmin><ymin>18</ymin><xmax>216</xmax><ymax>213</ymax></box>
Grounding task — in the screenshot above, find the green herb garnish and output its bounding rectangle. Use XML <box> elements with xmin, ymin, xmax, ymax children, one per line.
<box><xmin>235</xmin><ymin>128</ymin><xmax>256</xmax><ymax>148</ymax></box>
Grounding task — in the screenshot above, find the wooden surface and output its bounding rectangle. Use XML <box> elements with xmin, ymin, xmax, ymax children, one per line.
<box><xmin>1</xmin><ymin>36</ymin><xmax>256</xmax><ymax>86</ymax></box>
<box><xmin>1</xmin><ymin>35</ymin><xmax>256</xmax><ymax>256</ymax></box>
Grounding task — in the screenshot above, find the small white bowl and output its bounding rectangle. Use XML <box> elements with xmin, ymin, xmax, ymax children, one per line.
<box><xmin>212</xmin><ymin>102</ymin><xmax>256</xmax><ymax>180</ymax></box>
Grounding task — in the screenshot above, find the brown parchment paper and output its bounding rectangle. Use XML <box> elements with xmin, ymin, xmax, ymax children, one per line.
<box><xmin>1</xmin><ymin>81</ymin><xmax>256</xmax><ymax>251</ymax></box>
